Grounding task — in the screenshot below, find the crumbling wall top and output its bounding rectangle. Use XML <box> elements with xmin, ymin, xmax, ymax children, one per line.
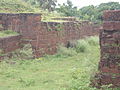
<box><xmin>103</xmin><ymin>10</ymin><xmax>120</xmax><ymax>21</ymax></box>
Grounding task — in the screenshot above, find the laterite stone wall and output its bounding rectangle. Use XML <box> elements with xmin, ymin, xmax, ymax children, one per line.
<box><xmin>0</xmin><ymin>35</ymin><xmax>22</xmax><ymax>60</ymax></box>
<box><xmin>51</xmin><ymin>17</ymin><xmax>76</xmax><ymax>21</ymax></box>
<box><xmin>94</xmin><ymin>10</ymin><xmax>120</xmax><ymax>88</ymax></box>
<box><xmin>0</xmin><ymin>13</ymin><xmax>100</xmax><ymax>58</ymax></box>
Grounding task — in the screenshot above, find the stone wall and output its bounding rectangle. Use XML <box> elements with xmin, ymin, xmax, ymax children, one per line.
<box><xmin>0</xmin><ymin>13</ymin><xmax>100</xmax><ymax>58</ymax></box>
<box><xmin>93</xmin><ymin>10</ymin><xmax>120</xmax><ymax>88</ymax></box>
<box><xmin>0</xmin><ymin>35</ymin><xmax>22</xmax><ymax>60</ymax></box>
<box><xmin>51</xmin><ymin>17</ymin><xmax>76</xmax><ymax>21</ymax></box>
<box><xmin>30</xmin><ymin>21</ymin><xmax>99</xmax><ymax>57</ymax></box>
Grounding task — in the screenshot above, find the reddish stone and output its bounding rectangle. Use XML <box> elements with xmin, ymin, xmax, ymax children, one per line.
<box><xmin>93</xmin><ymin>10</ymin><xmax>120</xmax><ymax>88</ymax></box>
<box><xmin>103</xmin><ymin>10</ymin><xmax>120</xmax><ymax>21</ymax></box>
<box><xmin>0</xmin><ymin>13</ymin><xmax>100</xmax><ymax>59</ymax></box>
<box><xmin>103</xmin><ymin>21</ymin><xmax>120</xmax><ymax>30</ymax></box>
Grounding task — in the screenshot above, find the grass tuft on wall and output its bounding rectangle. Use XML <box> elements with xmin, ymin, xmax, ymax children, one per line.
<box><xmin>0</xmin><ymin>30</ymin><xmax>19</xmax><ymax>38</ymax></box>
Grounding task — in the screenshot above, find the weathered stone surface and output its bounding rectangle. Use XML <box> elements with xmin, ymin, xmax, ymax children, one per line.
<box><xmin>0</xmin><ymin>13</ymin><xmax>100</xmax><ymax>59</ymax></box>
<box><xmin>93</xmin><ymin>10</ymin><xmax>120</xmax><ymax>88</ymax></box>
<box><xmin>103</xmin><ymin>10</ymin><xmax>120</xmax><ymax>21</ymax></box>
<box><xmin>0</xmin><ymin>35</ymin><xmax>22</xmax><ymax>60</ymax></box>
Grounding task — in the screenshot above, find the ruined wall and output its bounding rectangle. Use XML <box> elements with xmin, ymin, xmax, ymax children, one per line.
<box><xmin>0</xmin><ymin>13</ymin><xmax>41</xmax><ymax>39</ymax></box>
<box><xmin>30</xmin><ymin>21</ymin><xmax>99</xmax><ymax>57</ymax></box>
<box><xmin>94</xmin><ymin>10</ymin><xmax>120</xmax><ymax>88</ymax></box>
<box><xmin>51</xmin><ymin>17</ymin><xmax>76</xmax><ymax>21</ymax></box>
<box><xmin>0</xmin><ymin>35</ymin><xmax>22</xmax><ymax>60</ymax></box>
<box><xmin>0</xmin><ymin>13</ymin><xmax>100</xmax><ymax>58</ymax></box>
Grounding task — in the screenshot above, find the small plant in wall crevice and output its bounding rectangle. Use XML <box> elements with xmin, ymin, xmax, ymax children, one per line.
<box><xmin>55</xmin><ymin>24</ymin><xmax>64</xmax><ymax>31</ymax></box>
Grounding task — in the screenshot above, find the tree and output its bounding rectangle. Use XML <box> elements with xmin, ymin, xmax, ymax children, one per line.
<box><xmin>37</xmin><ymin>0</ymin><xmax>57</xmax><ymax>11</ymax></box>
<box><xmin>96</xmin><ymin>2</ymin><xmax>120</xmax><ymax>20</ymax></box>
<box><xmin>79</xmin><ymin>2</ymin><xmax>120</xmax><ymax>21</ymax></box>
<box><xmin>23</xmin><ymin>0</ymin><xmax>57</xmax><ymax>11</ymax></box>
<box><xmin>80</xmin><ymin>5</ymin><xmax>98</xmax><ymax>21</ymax></box>
<box><xmin>23</xmin><ymin>0</ymin><xmax>38</xmax><ymax>5</ymax></box>
<box><xmin>57</xmin><ymin>0</ymin><xmax>79</xmax><ymax>17</ymax></box>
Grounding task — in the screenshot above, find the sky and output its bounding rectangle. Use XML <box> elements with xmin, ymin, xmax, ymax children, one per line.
<box><xmin>57</xmin><ymin>0</ymin><xmax>120</xmax><ymax>8</ymax></box>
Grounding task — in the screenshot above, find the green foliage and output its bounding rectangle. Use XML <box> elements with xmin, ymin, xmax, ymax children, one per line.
<box><xmin>57</xmin><ymin>36</ymin><xmax>99</xmax><ymax>57</ymax></box>
<box><xmin>0</xmin><ymin>0</ymin><xmax>63</xmax><ymax>21</ymax></box>
<box><xmin>1</xmin><ymin>0</ymin><xmax>120</xmax><ymax>22</ymax></box>
<box><xmin>0</xmin><ymin>30</ymin><xmax>19</xmax><ymax>38</ymax></box>
<box><xmin>56</xmin><ymin>0</ymin><xmax>79</xmax><ymax>17</ymax></box>
<box><xmin>57</xmin><ymin>45</ymin><xmax>77</xmax><ymax>57</ymax></box>
<box><xmin>0</xmin><ymin>0</ymin><xmax>35</xmax><ymax>12</ymax></box>
<box><xmin>86</xmin><ymin>36</ymin><xmax>99</xmax><ymax>46</ymax></box>
<box><xmin>96</xmin><ymin>2</ymin><xmax>120</xmax><ymax>20</ymax></box>
<box><xmin>23</xmin><ymin>0</ymin><xmax>57</xmax><ymax>11</ymax></box>
<box><xmin>0</xmin><ymin>36</ymin><xmax>119</xmax><ymax>90</ymax></box>
<box><xmin>80</xmin><ymin>5</ymin><xmax>98</xmax><ymax>21</ymax></box>
<box><xmin>0</xmin><ymin>36</ymin><xmax>100</xmax><ymax>90</ymax></box>
<box><xmin>57</xmin><ymin>1</ymin><xmax>120</xmax><ymax>22</ymax></box>
<box><xmin>38</xmin><ymin>0</ymin><xmax>57</xmax><ymax>11</ymax></box>
<box><xmin>8</xmin><ymin>44</ymin><xmax>33</xmax><ymax>60</ymax></box>
<box><xmin>47</xmin><ymin>23</ymin><xmax>64</xmax><ymax>31</ymax></box>
<box><xmin>0</xmin><ymin>49</ymin><xmax>4</xmax><ymax>56</ymax></box>
<box><xmin>55</xmin><ymin>24</ymin><xmax>64</xmax><ymax>31</ymax></box>
<box><xmin>75</xmin><ymin>39</ymin><xmax>90</xmax><ymax>53</ymax></box>
<box><xmin>18</xmin><ymin>77</ymin><xmax>35</xmax><ymax>87</ymax></box>
<box><xmin>80</xmin><ymin>2</ymin><xmax>120</xmax><ymax>21</ymax></box>
<box><xmin>41</xmin><ymin>10</ymin><xmax>64</xmax><ymax>22</ymax></box>
<box><xmin>23</xmin><ymin>0</ymin><xmax>39</xmax><ymax>6</ymax></box>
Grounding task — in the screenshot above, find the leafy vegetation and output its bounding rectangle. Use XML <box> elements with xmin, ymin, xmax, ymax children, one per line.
<box><xmin>0</xmin><ymin>0</ymin><xmax>120</xmax><ymax>89</ymax></box>
<box><xmin>1</xmin><ymin>0</ymin><xmax>120</xmax><ymax>22</ymax></box>
<box><xmin>41</xmin><ymin>11</ymin><xmax>64</xmax><ymax>22</ymax></box>
<box><xmin>56</xmin><ymin>0</ymin><xmax>79</xmax><ymax>17</ymax></box>
<box><xmin>0</xmin><ymin>0</ymin><xmax>35</xmax><ymax>13</ymax></box>
<box><xmin>0</xmin><ymin>36</ymin><xmax>120</xmax><ymax>90</ymax></box>
<box><xmin>0</xmin><ymin>0</ymin><xmax>63</xmax><ymax>22</ymax></box>
<box><xmin>0</xmin><ymin>37</ymin><xmax>98</xmax><ymax>90</ymax></box>
<box><xmin>57</xmin><ymin>0</ymin><xmax>120</xmax><ymax>22</ymax></box>
<box><xmin>23</xmin><ymin>0</ymin><xmax>57</xmax><ymax>11</ymax></box>
<box><xmin>0</xmin><ymin>30</ymin><xmax>19</xmax><ymax>38</ymax></box>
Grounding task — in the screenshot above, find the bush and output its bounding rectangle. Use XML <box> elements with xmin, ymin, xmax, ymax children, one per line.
<box><xmin>3</xmin><ymin>44</ymin><xmax>33</xmax><ymax>61</ymax></box>
<box><xmin>57</xmin><ymin>45</ymin><xmax>77</xmax><ymax>57</ymax></box>
<box><xmin>86</xmin><ymin>36</ymin><xmax>99</xmax><ymax>46</ymax></box>
<box><xmin>75</xmin><ymin>39</ymin><xmax>90</xmax><ymax>53</ymax></box>
<box><xmin>68</xmin><ymin>68</ymin><xmax>98</xmax><ymax>90</ymax></box>
<box><xmin>0</xmin><ymin>0</ymin><xmax>34</xmax><ymax>12</ymax></box>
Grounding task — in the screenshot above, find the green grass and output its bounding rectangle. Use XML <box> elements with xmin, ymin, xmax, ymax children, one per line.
<box><xmin>41</xmin><ymin>11</ymin><xmax>65</xmax><ymax>22</ymax></box>
<box><xmin>0</xmin><ymin>0</ymin><xmax>66</xmax><ymax>22</ymax></box>
<box><xmin>0</xmin><ymin>30</ymin><xmax>19</xmax><ymax>38</ymax></box>
<box><xmin>0</xmin><ymin>36</ymin><xmax>119</xmax><ymax>90</ymax></box>
<box><xmin>0</xmin><ymin>0</ymin><xmax>35</xmax><ymax>13</ymax></box>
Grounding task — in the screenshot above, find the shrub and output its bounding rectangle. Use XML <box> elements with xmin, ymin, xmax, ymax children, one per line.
<box><xmin>11</xmin><ymin>44</ymin><xmax>33</xmax><ymax>59</ymax></box>
<box><xmin>2</xmin><ymin>44</ymin><xmax>34</xmax><ymax>61</ymax></box>
<box><xmin>0</xmin><ymin>0</ymin><xmax>34</xmax><ymax>12</ymax></box>
<box><xmin>68</xmin><ymin>68</ymin><xmax>97</xmax><ymax>90</ymax></box>
<box><xmin>86</xmin><ymin>36</ymin><xmax>99</xmax><ymax>46</ymax></box>
<box><xmin>57</xmin><ymin>45</ymin><xmax>77</xmax><ymax>57</ymax></box>
<box><xmin>75</xmin><ymin>39</ymin><xmax>90</xmax><ymax>53</ymax></box>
